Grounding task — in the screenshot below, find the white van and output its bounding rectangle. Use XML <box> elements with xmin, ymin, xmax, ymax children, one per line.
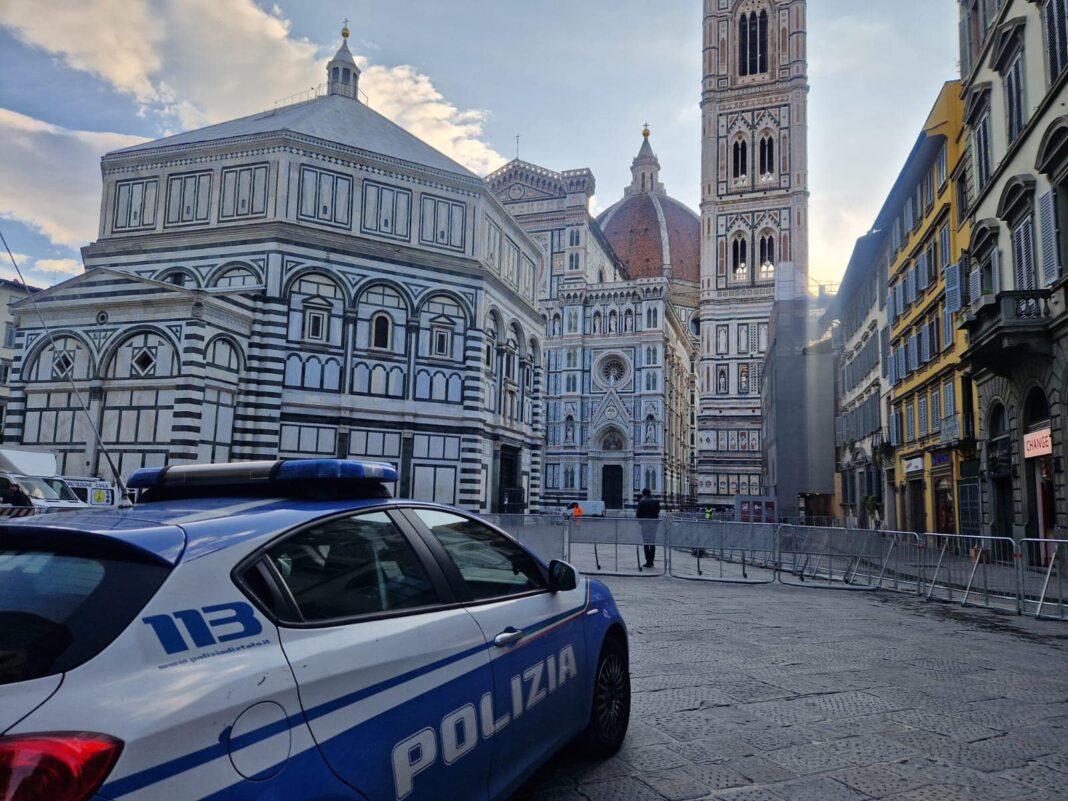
<box><xmin>0</xmin><ymin>448</ymin><xmax>88</xmax><ymax>513</ymax></box>
<box><xmin>61</xmin><ymin>476</ymin><xmax>119</xmax><ymax>507</ymax></box>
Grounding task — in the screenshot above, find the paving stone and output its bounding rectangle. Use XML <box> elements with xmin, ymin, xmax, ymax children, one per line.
<box><xmin>885</xmin><ymin>786</ymin><xmax>980</xmax><ymax>801</ymax></box>
<box><xmin>578</xmin><ymin>775</ymin><xmax>666</xmax><ymax>801</ymax></box>
<box><xmin>679</xmin><ymin>761</ymin><xmax>749</xmax><ymax>791</ymax></box>
<box><xmin>640</xmin><ymin>770</ymin><xmax>718</xmax><ymax>800</ymax></box>
<box><xmin>891</xmin><ymin>757</ymin><xmax>1037</xmax><ymax>800</ymax></box>
<box><xmin>888</xmin><ymin>709</ymin><xmax>1002</xmax><ymax>741</ymax></box>
<box><xmin>772</xmin><ymin>776</ymin><xmax>872</xmax><ymax>801</ymax></box>
<box><xmin>672</xmin><ymin>735</ymin><xmax>757</xmax><ymax>763</ymax></box>
<box><xmin>618</xmin><ymin>744</ymin><xmax>692</xmax><ymax>773</ymax></box>
<box><xmin>643</xmin><ymin>710</ymin><xmax>725</xmax><ymax>741</ymax></box>
<box><xmin>725</xmin><ymin>755</ymin><xmax>798</xmax><ymax>784</ymax></box>
<box><xmin>999</xmin><ymin>763</ymin><xmax>1068</xmax><ymax>795</ymax></box>
<box><xmin>762</xmin><ymin>742</ymin><xmax>855</xmax><ymax>773</ymax></box>
<box><xmin>709</xmin><ymin>788</ymin><xmax>786</xmax><ymax>801</ymax></box>
<box><xmin>801</xmin><ymin>691</ymin><xmax>900</xmax><ymax>717</ymax></box>
<box><xmin>737</xmin><ymin>727</ymin><xmax>814</xmax><ymax>752</ymax></box>
<box><xmin>744</xmin><ymin>700</ymin><xmax>827</xmax><ymax>726</ymax></box>
<box><xmin>824</xmin><ymin>733</ymin><xmax>919</xmax><ymax>766</ymax></box>
<box><xmin>832</xmin><ymin>764</ymin><xmax>925</xmax><ymax>798</ymax></box>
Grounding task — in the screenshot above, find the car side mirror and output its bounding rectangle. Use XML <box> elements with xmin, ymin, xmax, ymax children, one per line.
<box><xmin>548</xmin><ymin>560</ymin><xmax>577</xmax><ymax>593</ymax></box>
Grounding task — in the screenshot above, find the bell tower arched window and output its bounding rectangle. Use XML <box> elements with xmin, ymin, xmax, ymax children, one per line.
<box><xmin>759</xmin><ymin>134</ymin><xmax>775</xmax><ymax>178</ymax></box>
<box><xmin>738</xmin><ymin>10</ymin><xmax>769</xmax><ymax>77</ymax></box>
<box><xmin>759</xmin><ymin>233</ymin><xmax>776</xmax><ymax>281</ymax></box>
<box><xmin>731</xmin><ymin>235</ymin><xmax>749</xmax><ymax>281</ymax></box>
<box><xmin>732</xmin><ymin>139</ymin><xmax>748</xmax><ymax>180</ymax></box>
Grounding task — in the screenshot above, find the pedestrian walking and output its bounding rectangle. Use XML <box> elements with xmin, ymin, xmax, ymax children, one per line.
<box><xmin>636</xmin><ymin>488</ymin><xmax>660</xmax><ymax>568</ymax></box>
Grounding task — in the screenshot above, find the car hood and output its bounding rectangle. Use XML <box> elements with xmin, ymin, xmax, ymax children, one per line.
<box><xmin>0</xmin><ymin>674</ymin><xmax>62</xmax><ymax>734</ymax></box>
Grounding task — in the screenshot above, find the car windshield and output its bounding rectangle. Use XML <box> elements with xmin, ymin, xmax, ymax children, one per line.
<box><xmin>14</xmin><ymin>477</ymin><xmax>78</xmax><ymax>502</ymax></box>
<box><xmin>0</xmin><ymin>541</ymin><xmax>170</xmax><ymax>684</ymax></box>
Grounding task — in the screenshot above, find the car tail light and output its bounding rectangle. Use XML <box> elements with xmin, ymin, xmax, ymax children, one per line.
<box><xmin>0</xmin><ymin>732</ymin><xmax>123</xmax><ymax>801</ymax></box>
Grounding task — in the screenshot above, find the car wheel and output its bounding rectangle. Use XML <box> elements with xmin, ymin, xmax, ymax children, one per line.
<box><xmin>580</xmin><ymin>636</ymin><xmax>630</xmax><ymax>756</ymax></box>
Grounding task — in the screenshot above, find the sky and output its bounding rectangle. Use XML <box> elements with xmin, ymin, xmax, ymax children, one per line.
<box><xmin>0</xmin><ymin>0</ymin><xmax>959</xmax><ymax>289</ymax></box>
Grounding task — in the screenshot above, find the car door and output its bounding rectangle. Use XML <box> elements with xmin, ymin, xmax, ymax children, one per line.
<box><xmin>402</xmin><ymin>508</ymin><xmax>590</xmax><ymax>800</ymax></box>
<box><xmin>251</xmin><ymin>508</ymin><xmax>493</xmax><ymax>801</ymax></box>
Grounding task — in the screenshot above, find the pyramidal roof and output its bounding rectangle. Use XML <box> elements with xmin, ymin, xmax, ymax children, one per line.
<box><xmin>110</xmin><ymin>92</ymin><xmax>477</xmax><ymax>179</ymax></box>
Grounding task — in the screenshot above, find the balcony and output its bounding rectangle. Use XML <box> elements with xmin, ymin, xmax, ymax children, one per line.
<box><xmin>961</xmin><ymin>289</ymin><xmax>1060</xmax><ymax>376</ymax></box>
<box><xmin>939</xmin><ymin>413</ymin><xmax>975</xmax><ymax>446</ymax></box>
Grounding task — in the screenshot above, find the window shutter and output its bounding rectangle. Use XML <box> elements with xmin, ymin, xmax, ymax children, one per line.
<box><xmin>944</xmin><ymin>262</ymin><xmax>962</xmax><ymax>314</ymax></box>
<box><xmin>1038</xmin><ymin>190</ymin><xmax>1061</xmax><ymax>287</ymax></box>
<box><xmin>969</xmin><ymin>266</ymin><xmax>982</xmax><ymax>304</ymax></box>
<box><xmin>932</xmin><ymin>389</ymin><xmax>941</xmax><ymax>433</ymax></box>
<box><xmin>907</xmin><ymin>267</ymin><xmax>917</xmax><ymax>303</ymax></box>
<box><xmin>887</xmin><ymin>286</ymin><xmax>895</xmax><ymax>322</ymax></box>
<box><xmin>960</xmin><ymin>17</ymin><xmax>971</xmax><ymax>77</ymax></box>
<box><xmin>920</xmin><ymin>325</ymin><xmax>930</xmax><ymax>363</ymax></box>
<box><xmin>917</xmin><ymin>252</ymin><xmax>929</xmax><ymax>290</ymax></box>
<box><xmin>991</xmin><ymin>247</ymin><xmax>1002</xmax><ymax>295</ymax></box>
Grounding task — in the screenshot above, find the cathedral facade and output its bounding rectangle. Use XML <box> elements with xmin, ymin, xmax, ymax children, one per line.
<box><xmin>488</xmin><ymin>131</ymin><xmax>699</xmax><ymax>511</ymax></box>
<box><xmin>4</xmin><ymin>31</ymin><xmax>545</xmax><ymax>512</ymax></box>
<box><xmin>698</xmin><ymin>0</ymin><xmax>810</xmax><ymax>509</ymax></box>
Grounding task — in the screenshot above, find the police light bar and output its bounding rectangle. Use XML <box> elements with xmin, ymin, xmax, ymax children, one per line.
<box><xmin>127</xmin><ymin>459</ymin><xmax>399</xmax><ymax>490</ymax></box>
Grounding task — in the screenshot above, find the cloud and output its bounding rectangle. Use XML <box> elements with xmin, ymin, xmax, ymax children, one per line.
<box><xmin>0</xmin><ymin>250</ymin><xmax>81</xmax><ymax>288</ymax></box>
<box><xmin>0</xmin><ymin>0</ymin><xmax>505</xmax><ymax>174</ymax></box>
<box><xmin>0</xmin><ymin>108</ymin><xmax>148</xmax><ymax>249</ymax></box>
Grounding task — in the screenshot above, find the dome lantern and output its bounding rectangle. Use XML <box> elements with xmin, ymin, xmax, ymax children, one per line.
<box><xmin>327</xmin><ymin>20</ymin><xmax>361</xmax><ymax>100</ymax></box>
<box><xmin>626</xmin><ymin>124</ymin><xmax>664</xmax><ymax>197</ymax></box>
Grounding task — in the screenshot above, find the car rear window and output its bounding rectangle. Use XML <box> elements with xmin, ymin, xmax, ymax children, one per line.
<box><xmin>0</xmin><ymin>538</ymin><xmax>170</xmax><ymax>685</ymax></box>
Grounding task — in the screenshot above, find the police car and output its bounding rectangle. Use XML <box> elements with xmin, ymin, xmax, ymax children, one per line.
<box><xmin>0</xmin><ymin>459</ymin><xmax>630</xmax><ymax>801</ymax></box>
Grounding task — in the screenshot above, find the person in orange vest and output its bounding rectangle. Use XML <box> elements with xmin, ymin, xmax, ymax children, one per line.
<box><xmin>567</xmin><ymin>501</ymin><xmax>584</xmax><ymax>518</ymax></box>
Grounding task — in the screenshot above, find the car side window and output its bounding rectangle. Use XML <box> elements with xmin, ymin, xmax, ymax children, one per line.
<box><xmin>264</xmin><ymin>511</ymin><xmax>439</xmax><ymax>622</ymax></box>
<box><xmin>410</xmin><ymin>509</ymin><xmax>545</xmax><ymax>601</ymax></box>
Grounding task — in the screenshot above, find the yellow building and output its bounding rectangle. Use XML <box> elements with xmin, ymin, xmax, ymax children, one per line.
<box><xmin>886</xmin><ymin>81</ymin><xmax>980</xmax><ymax>534</ymax></box>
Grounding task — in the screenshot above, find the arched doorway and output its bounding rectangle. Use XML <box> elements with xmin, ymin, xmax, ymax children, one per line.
<box><xmin>1022</xmin><ymin>388</ymin><xmax>1055</xmax><ymax>565</ymax></box>
<box><xmin>600</xmin><ymin>429</ymin><xmax>626</xmax><ymax>510</ymax></box>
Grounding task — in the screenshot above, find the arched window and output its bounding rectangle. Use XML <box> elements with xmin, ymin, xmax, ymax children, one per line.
<box><xmin>732</xmin><ymin>235</ymin><xmax>749</xmax><ymax>280</ymax></box>
<box><xmin>160</xmin><ymin>270</ymin><xmax>194</xmax><ymax>288</ymax></box>
<box><xmin>759</xmin><ymin>134</ymin><xmax>775</xmax><ymax>177</ymax></box>
<box><xmin>732</xmin><ymin>139</ymin><xmax>748</xmax><ymax>180</ymax></box>
<box><xmin>739</xmin><ymin>10</ymin><xmax>769</xmax><ymax>77</ymax></box>
<box><xmin>645</xmin><ymin>371</ymin><xmax>658</xmax><ymax>391</ymax></box>
<box><xmin>646</xmin><ymin>307</ymin><xmax>658</xmax><ymax>329</ymax></box>
<box><xmin>759</xmin><ymin>233</ymin><xmax>776</xmax><ymax>281</ymax></box>
<box><xmin>214</xmin><ymin>266</ymin><xmax>258</xmax><ymax>288</ymax></box>
<box><xmin>371</xmin><ymin>313</ymin><xmax>391</xmax><ymax>349</ymax></box>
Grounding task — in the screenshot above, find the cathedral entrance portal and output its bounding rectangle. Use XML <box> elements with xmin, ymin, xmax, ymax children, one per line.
<box><xmin>602</xmin><ymin>465</ymin><xmax>624</xmax><ymax>510</ymax></box>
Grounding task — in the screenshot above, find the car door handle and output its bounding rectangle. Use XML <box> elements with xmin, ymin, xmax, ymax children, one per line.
<box><xmin>493</xmin><ymin>628</ymin><xmax>524</xmax><ymax>647</ymax></box>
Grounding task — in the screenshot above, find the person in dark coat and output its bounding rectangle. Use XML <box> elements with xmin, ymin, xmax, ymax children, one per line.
<box><xmin>636</xmin><ymin>488</ymin><xmax>661</xmax><ymax>568</ymax></box>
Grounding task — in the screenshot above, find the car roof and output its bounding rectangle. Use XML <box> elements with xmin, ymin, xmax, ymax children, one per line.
<box><xmin>0</xmin><ymin>496</ymin><xmax>429</xmax><ymax>566</ymax></box>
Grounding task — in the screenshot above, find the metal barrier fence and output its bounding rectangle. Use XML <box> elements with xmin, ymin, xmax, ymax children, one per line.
<box><xmin>479</xmin><ymin>514</ymin><xmax>1068</xmax><ymax>622</ymax></box>
<box><xmin>566</xmin><ymin>517</ymin><xmax>667</xmax><ymax>577</ymax></box>
<box><xmin>918</xmin><ymin>534</ymin><xmax>1021</xmax><ymax>613</ymax></box>
<box><xmin>1020</xmin><ymin>538</ymin><xmax>1068</xmax><ymax>620</ymax></box>
<box><xmin>481</xmin><ymin>513</ymin><xmax>567</xmax><ymax>563</ymax></box>
<box><xmin>668</xmin><ymin>520</ymin><xmax>777</xmax><ymax>584</ymax></box>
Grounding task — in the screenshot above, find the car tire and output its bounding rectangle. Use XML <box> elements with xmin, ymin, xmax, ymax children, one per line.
<box><xmin>579</xmin><ymin>635</ymin><xmax>630</xmax><ymax>756</ymax></box>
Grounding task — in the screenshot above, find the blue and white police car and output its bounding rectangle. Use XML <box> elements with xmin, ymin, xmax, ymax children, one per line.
<box><xmin>0</xmin><ymin>460</ymin><xmax>630</xmax><ymax>801</ymax></box>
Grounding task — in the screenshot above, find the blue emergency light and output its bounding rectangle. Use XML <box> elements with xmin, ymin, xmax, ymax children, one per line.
<box><xmin>127</xmin><ymin>459</ymin><xmax>399</xmax><ymax>490</ymax></box>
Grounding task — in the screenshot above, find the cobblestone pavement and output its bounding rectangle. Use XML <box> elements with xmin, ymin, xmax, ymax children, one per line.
<box><xmin>512</xmin><ymin>576</ymin><xmax>1068</xmax><ymax>801</ymax></box>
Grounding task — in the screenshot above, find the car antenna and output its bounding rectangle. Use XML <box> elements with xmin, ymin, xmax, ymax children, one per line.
<box><xmin>0</xmin><ymin>226</ymin><xmax>131</xmax><ymax>506</ymax></box>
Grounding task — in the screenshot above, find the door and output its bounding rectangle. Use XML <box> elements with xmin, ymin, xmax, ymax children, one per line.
<box><xmin>907</xmin><ymin>479</ymin><xmax>926</xmax><ymax>533</ymax></box>
<box><xmin>602</xmin><ymin>466</ymin><xmax>623</xmax><ymax>510</ymax></box>
<box><xmin>262</xmin><ymin>509</ymin><xmax>493</xmax><ymax>801</ymax></box>
<box><xmin>404</xmin><ymin>508</ymin><xmax>590</xmax><ymax>801</ymax></box>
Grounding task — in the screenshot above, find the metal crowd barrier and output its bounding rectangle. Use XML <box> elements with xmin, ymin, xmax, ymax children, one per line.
<box><xmin>777</xmin><ymin>525</ymin><xmax>895</xmax><ymax>591</ymax></box>
<box><xmin>479</xmin><ymin>514</ymin><xmax>1068</xmax><ymax>622</ymax></box>
<box><xmin>482</xmin><ymin>513</ymin><xmax>567</xmax><ymax>563</ymax></box>
<box><xmin>565</xmin><ymin>517</ymin><xmax>667</xmax><ymax>577</ymax></box>
<box><xmin>668</xmin><ymin>520</ymin><xmax>777</xmax><ymax>584</ymax></box>
<box><xmin>1019</xmin><ymin>538</ymin><xmax>1067</xmax><ymax>620</ymax></box>
<box><xmin>918</xmin><ymin>533</ymin><xmax>1021</xmax><ymax>614</ymax></box>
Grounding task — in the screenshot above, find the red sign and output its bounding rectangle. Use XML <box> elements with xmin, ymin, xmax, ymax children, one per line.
<box><xmin>1024</xmin><ymin>428</ymin><xmax>1053</xmax><ymax>459</ymax></box>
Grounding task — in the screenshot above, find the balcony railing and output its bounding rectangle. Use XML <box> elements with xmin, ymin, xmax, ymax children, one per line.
<box><xmin>962</xmin><ymin>289</ymin><xmax>1056</xmax><ymax>375</ymax></box>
